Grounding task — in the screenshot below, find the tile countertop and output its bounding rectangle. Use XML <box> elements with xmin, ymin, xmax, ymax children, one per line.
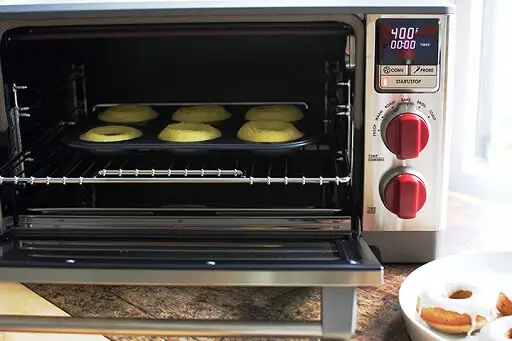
<box><xmin>24</xmin><ymin>193</ymin><xmax>511</xmax><ymax>341</ymax></box>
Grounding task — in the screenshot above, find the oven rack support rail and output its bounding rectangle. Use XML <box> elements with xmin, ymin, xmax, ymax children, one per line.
<box><xmin>8</xmin><ymin>65</ymin><xmax>87</xmax><ymax>177</ymax></box>
<box><xmin>0</xmin><ymin>152</ymin><xmax>351</xmax><ymax>185</ymax></box>
<box><xmin>0</xmin><ymin>142</ymin><xmax>351</xmax><ymax>186</ymax></box>
<box><xmin>0</xmin><ymin>287</ymin><xmax>357</xmax><ymax>340</ymax></box>
<box><xmin>0</xmin><ymin>174</ymin><xmax>351</xmax><ymax>185</ymax></box>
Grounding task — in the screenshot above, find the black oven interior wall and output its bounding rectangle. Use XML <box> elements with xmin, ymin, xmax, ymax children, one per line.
<box><xmin>0</xmin><ymin>23</ymin><xmax>353</xmax><ymax>217</ymax></box>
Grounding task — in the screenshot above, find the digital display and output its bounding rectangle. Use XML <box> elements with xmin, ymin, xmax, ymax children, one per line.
<box><xmin>376</xmin><ymin>18</ymin><xmax>440</xmax><ymax>65</ymax></box>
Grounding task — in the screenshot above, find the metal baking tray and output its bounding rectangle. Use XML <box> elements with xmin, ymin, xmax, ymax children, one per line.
<box><xmin>62</xmin><ymin>102</ymin><xmax>317</xmax><ymax>153</ymax></box>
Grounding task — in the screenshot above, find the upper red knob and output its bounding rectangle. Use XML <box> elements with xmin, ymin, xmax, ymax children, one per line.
<box><xmin>383</xmin><ymin>173</ymin><xmax>427</xmax><ymax>219</ymax></box>
<box><xmin>384</xmin><ymin>113</ymin><xmax>429</xmax><ymax>160</ymax></box>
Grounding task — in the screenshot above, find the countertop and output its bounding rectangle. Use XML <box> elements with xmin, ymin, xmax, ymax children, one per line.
<box><xmin>23</xmin><ymin>193</ymin><xmax>512</xmax><ymax>341</ymax></box>
<box><xmin>26</xmin><ymin>265</ymin><xmax>416</xmax><ymax>341</ymax></box>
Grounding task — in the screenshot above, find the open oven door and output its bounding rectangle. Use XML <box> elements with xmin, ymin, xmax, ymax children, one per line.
<box><xmin>0</xmin><ymin>215</ymin><xmax>382</xmax><ymax>287</ymax></box>
<box><xmin>0</xmin><ymin>215</ymin><xmax>382</xmax><ymax>340</ymax></box>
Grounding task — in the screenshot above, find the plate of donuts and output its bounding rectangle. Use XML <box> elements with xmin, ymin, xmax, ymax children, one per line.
<box><xmin>399</xmin><ymin>250</ymin><xmax>512</xmax><ymax>341</ymax></box>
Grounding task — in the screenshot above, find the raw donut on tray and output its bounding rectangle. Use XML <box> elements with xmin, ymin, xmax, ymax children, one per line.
<box><xmin>98</xmin><ymin>104</ymin><xmax>159</xmax><ymax>124</ymax></box>
<box><xmin>237</xmin><ymin>120</ymin><xmax>304</xmax><ymax>143</ymax></box>
<box><xmin>478</xmin><ymin>315</ymin><xmax>512</xmax><ymax>341</ymax></box>
<box><xmin>157</xmin><ymin>122</ymin><xmax>222</xmax><ymax>142</ymax></box>
<box><xmin>171</xmin><ymin>105</ymin><xmax>232</xmax><ymax>124</ymax></box>
<box><xmin>244</xmin><ymin>104</ymin><xmax>304</xmax><ymax>122</ymax></box>
<box><xmin>79</xmin><ymin>125</ymin><xmax>143</xmax><ymax>143</ymax></box>
<box><xmin>416</xmin><ymin>282</ymin><xmax>495</xmax><ymax>335</ymax></box>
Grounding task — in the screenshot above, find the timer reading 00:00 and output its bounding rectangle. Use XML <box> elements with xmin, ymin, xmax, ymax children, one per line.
<box><xmin>390</xmin><ymin>27</ymin><xmax>419</xmax><ymax>50</ymax></box>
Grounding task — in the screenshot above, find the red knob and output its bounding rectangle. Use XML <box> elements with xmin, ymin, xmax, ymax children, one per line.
<box><xmin>385</xmin><ymin>113</ymin><xmax>429</xmax><ymax>160</ymax></box>
<box><xmin>383</xmin><ymin>173</ymin><xmax>427</xmax><ymax>219</ymax></box>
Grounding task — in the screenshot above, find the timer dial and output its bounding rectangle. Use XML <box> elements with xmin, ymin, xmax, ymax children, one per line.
<box><xmin>380</xmin><ymin>167</ymin><xmax>427</xmax><ymax>220</ymax></box>
<box><xmin>381</xmin><ymin>103</ymin><xmax>430</xmax><ymax>159</ymax></box>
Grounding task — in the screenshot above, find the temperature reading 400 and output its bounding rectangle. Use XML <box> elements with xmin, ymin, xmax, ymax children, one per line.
<box><xmin>390</xmin><ymin>27</ymin><xmax>419</xmax><ymax>50</ymax></box>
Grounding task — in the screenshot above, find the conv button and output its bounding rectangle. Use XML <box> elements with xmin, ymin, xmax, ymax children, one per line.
<box><xmin>380</xmin><ymin>75</ymin><xmax>437</xmax><ymax>89</ymax></box>
<box><xmin>379</xmin><ymin>65</ymin><xmax>408</xmax><ymax>76</ymax></box>
<box><xmin>409</xmin><ymin>65</ymin><xmax>437</xmax><ymax>76</ymax></box>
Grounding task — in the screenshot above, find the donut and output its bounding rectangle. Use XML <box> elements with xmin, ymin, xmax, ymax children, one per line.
<box><xmin>416</xmin><ymin>282</ymin><xmax>495</xmax><ymax>335</ymax></box>
<box><xmin>98</xmin><ymin>104</ymin><xmax>159</xmax><ymax>124</ymax></box>
<box><xmin>171</xmin><ymin>105</ymin><xmax>231</xmax><ymax>123</ymax></box>
<box><xmin>158</xmin><ymin>122</ymin><xmax>222</xmax><ymax>142</ymax></box>
<box><xmin>79</xmin><ymin>125</ymin><xmax>143</xmax><ymax>143</ymax></box>
<box><xmin>497</xmin><ymin>292</ymin><xmax>512</xmax><ymax>316</ymax></box>
<box><xmin>244</xmin><ymin>105</ymin><xmax>304</xmax><ymax>122</ymax></box>
<box><xmin>237</xmin><ymin>120</ymin><xmax>304</xmax><ymax>143</ymax></box>
<box><xmin>479</xmin><ymin>316</ymin><xmax>512</xmax><ymax>340</ymax></box>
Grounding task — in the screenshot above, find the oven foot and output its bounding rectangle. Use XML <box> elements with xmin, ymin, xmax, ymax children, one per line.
<box><xmin>321</xmin><ymin>286</ymin><xmax>357</xmax><ymax>340</ymax></box>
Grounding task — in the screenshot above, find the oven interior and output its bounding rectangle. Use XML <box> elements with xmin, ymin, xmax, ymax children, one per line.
<box><xmin>0</xmin><ymin>22</ymin><xmax>378</xmax><ymax>273</ymax></box>
<box><xmin>0</xmin><ymin>23</ymin><xmax>354</xmax><ymax>217</ymax></box>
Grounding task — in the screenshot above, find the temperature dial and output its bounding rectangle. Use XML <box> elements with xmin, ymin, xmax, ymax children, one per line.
<box><xmin>381</xmin><ymin>103</ymin><xmax>430</xmax><ymax>160</ymax></box>
<box><xmin>380</xmin><ymin>167</ymin><xmax>427</xmax><ymax>220</ymax></box>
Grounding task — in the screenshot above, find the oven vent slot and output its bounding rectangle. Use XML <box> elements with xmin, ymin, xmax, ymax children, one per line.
<box><xmin>0</xmin><ymin>147</ymin><xmax>350</xmax><ymax>186</ymax></box>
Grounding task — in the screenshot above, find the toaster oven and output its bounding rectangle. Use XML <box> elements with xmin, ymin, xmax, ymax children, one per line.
<box><xmin>0</xmin><ymin>0</ymin><xmax>454</xmax><ymax>339</ymax></box>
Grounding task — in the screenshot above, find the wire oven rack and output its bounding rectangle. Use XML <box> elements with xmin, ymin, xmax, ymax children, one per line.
<box><xmin>0</xmin><ymin>142</ymin><xmax>350</xmax><ymax>186</ymax></box>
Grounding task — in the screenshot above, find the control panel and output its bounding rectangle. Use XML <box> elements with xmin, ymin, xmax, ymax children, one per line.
<box><xmin>363</xmin><ymin>14</ymin><xmax>450</xmax><ymax>232</ymax></box>
<box><xmin>375</xmin><ymin>18</ymin><xmax>441</xmax><ymax>92</ymax></box>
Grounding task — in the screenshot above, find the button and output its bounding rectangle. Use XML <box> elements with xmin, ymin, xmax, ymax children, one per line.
<box><xmin>379</xmin><ymin>75</ymin><xmax>437</xmax><ymax>89</ymax></box>
<box><xmin>409</xmin><ymin>65</ymin><xmax>437</xmax><ymax>76</ymax></box>
<box><xmin>379</xmin><ymin>65</ymin><xmax>408</xmax><ymax>76</ymax></box>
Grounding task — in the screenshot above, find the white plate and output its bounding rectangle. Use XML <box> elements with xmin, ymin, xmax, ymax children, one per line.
<box><xmin>399</xmin><ymin>250</ymin><xmax>512</xmax><ymax>341</ymax></box>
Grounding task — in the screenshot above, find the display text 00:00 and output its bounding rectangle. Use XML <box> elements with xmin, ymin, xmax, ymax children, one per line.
<box><xmin>390</xmin><ymin>40</ymin><xmax>416</xmax><ymax>50</ymax></box>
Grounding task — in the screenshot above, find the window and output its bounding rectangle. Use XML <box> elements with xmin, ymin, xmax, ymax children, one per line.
<box><xmin>449</xmin><ymin>0</ymin><xmax>512</xmax><ymax>203</ymax></box>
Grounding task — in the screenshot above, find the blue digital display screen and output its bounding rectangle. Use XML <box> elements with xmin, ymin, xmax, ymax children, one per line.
<box><xmin>376</xmin><ymin>18</ymin><xmax>440</xmax><ymax>65</ymax></box>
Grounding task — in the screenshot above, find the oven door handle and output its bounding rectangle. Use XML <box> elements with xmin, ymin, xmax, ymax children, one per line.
<box><xmin>0</xmin><ymin>287</ymin><xmax>356</xmax><ymax>340</ymax></box>
<box><xmin>0</xmin><ymin>316</ymin><xmax>323</xmax><ymax>337</ymax></box>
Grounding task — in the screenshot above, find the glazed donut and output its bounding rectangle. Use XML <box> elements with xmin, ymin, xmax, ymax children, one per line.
<box><xmin>237</xmin><ymin>120</ymin><xmax>304</xmax><ymax>143</ymax></box>
<box><xmin>244</xmin><ymin>105</ymin><xmax>304</xmax><ymax>122</ymax></box>
<box><xmin>497</xmin><ymin>292</ymin><xmax>512</xmax><ymax>316</ymax></box>
<box><xmin>171</xmin><ymin>105</ymin><xmax>231</xmax><ymax>124</ymax></box>
<box><xmin>417</xmin><ymin>282</ymin><xmax>494</xmax><ymax>335</ymax></box>
<box><xmin>79</xmin><ymin>125</ymin><xmax>143</xmax><ymax>143</ymax></box>
<box><xmin>98</xmin><ymin>104</ymin><xmax>159</xmax><ymax>124</ymax></box>
<box><xmin>157</xmin><ymin>122</ymin><xmax>222</xmax><ymax>142</ymax></box>
<box><xmin>479</xmin><ymin>315</ymin><xmax>512</xmax><ymax>340</ymax></box>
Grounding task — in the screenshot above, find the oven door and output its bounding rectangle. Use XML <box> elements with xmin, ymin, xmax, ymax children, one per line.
<box><xmin>0</xmin><ymin>215</ymin><xmax>382</xmax><ymax>286</ymax></box>
<box><xmin>0</xmin><ymin>217</ymin><xmax>381</xmax><ymax>340</ymax></box>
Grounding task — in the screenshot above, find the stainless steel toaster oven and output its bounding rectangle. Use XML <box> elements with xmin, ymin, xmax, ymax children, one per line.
<box><xmin>0</xmin><ymin>0</ymin><xmax>454</xmax><ymax>339</ymax></box>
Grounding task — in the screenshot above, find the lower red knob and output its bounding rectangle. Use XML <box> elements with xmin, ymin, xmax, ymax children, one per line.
<box><xmin>383</xmin><ymin>173</ymin><xmax>427</xmax><ymax>219</ymax></box>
